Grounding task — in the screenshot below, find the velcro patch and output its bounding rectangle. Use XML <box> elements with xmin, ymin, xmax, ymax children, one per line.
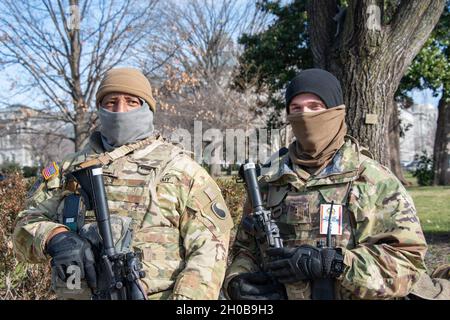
<box><xmin>203</xmin><ymin>186</ymin><xmax>218</xmax><ymax>201</ymax></box>
<box><xmin>42</xmin><ymin>162</ymin><xmax>59</xmax><ymax>180</ymax></box>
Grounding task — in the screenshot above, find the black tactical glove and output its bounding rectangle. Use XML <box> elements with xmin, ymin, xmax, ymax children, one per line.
<box><xmin>46</xmin><ymin>231</ymin><xmax>97</xmax><ymax>290</ymax></box>
<box><xmin>266</xmin><ymin>245</ymin><xmax>344</xmax><ymax>284</ymax></box>
<box><xmin>228</xmin><ymin>272</ymin><xmax>287</xmax><ymax>300</ymax></box>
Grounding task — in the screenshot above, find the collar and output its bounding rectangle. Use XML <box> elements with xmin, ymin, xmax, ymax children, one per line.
<box><xmin>260</xmin><ymin>135</ymin><xmax>361</xmax><ymax>190</ymax></box>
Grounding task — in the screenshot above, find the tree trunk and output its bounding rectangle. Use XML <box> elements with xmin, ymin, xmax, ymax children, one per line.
<box><xmin>74</xmin><ymin>112</ymin><xmax>91</xmax><ymax>151</ymax></box>
<box><xmin>388</xmin><ymin>103</ymin><xmax>409</xmax><ymax>185</ymax></box>
<box><xmin>334</xmin><ymin>55</ymin><xmax>397</xmax><ymax>166</ymax></box>
<box><xmin>69</xmin><ymin>0</ymin><xmax>91</xmax><ymax>151</ymax></box>
<box><xmin>306</xmin><ymin>0</ymin><xmax>445</xmax><ymax>166</ymax></box>
<box><xmin>433</xmin><ymin>91</ymin><xmax>450</xmax><ymax>185</ymax></box>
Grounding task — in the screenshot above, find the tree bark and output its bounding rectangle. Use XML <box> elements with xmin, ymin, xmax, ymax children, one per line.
<box><xmin>433</xmin><ymin>91</ymin><xmax>450</xmax><ymax>185</ymax></box>
<box><xmin>388</xmin><ymin>103</ymin><xmax>409</xmax><ymax>185</ymax></box>
<box><xmin>306</xmin><ymin>0</ymin><xmax>445</xmax><ymax>166</ymax></box>
<box><xmin>68</xmin><ymin>0</ymin><xmax>90</xmax><ymax>151</ymax></box>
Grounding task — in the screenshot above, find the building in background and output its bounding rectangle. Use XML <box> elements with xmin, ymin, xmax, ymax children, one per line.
<box><xmin>0</xmin><ymin>105</ymin><xmax>74</xmax><ymax>168</ymax></box>
<box><xmin>399</xmin><ymin>104</ymin><xmax>437</xmax><ymax>166</ymax></box>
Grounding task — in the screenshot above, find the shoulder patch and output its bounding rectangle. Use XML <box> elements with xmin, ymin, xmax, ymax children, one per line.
<box><xmin>42</xmin><ymin>161</ymin><xmax>59</xmax><ymax>180</ymax></box>
<box><xmin>211</xmin><ymin>201</ymin><xmax>227</xmax><ymax>219</ymax></box>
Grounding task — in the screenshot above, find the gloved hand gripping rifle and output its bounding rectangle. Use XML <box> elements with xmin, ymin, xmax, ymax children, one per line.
<box><xmin>312</xmin><ymin>200</ymin><xmax>343</xmax><ymax>300</ymax></box>
<box><xmin>240</xmin><ymin>162</ymin><xmax>283</xmax><ymax>251</ymax></box>
<box><xmin>69</xmin><ymin>165</ymin><xmax>147</xmax><ymax>300</ymax></box>
<box><xmin>240</xmin><ymin>163</ymin><xmax>342</xmax><ymax>300</ymax></box>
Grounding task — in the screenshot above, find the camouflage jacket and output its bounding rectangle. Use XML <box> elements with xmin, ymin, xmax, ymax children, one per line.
<box><xmin>13</xmin><ymin>132</ymin><xmax>233</xmax><ymax>300</ymax></box>
<box><xmin>224</xmin><ymin>136</ymin><xmax>428</xmax><ymax>300</ymax></box>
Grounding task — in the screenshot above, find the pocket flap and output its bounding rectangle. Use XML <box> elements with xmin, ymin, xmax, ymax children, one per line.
<box><xmin>318</xmin><ymin>184</ymin><xmax>350</xmax><ymax>205</ymax></box>
<box><xmin>266</xmin><ymin>185</ymin><xmax>289</xmax><ymax>208</ymax></box>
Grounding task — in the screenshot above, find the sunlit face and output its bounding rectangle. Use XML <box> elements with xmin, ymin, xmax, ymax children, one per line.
<box><xmin>289</xmin><ymin>93</ymin><xmax>327</xmax><ymax>114</ymax></box>
<box><xmin>100</xmin><ymin>92</ymin><xmax>142</xmax><ymax>112</ymax></box>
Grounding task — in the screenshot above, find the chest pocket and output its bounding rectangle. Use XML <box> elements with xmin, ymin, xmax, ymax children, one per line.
<box><xmin>266</xmin><ymin>183</ymin><xmax>355</xmax><ymax>248</ymax></box>
<box><xmin>266</xmin><ymin>186</ymin><xmax>317</xmax><ymax>245</ymax></box>
<box><xmin>103</xmin><ymin>160</ymin><xmax>152</xmax><ymax>227</ymax></box>
<box><xmin>281</xmin><ymin>191</ymin><xmax>321</xmax><ymax>245</ymax></box>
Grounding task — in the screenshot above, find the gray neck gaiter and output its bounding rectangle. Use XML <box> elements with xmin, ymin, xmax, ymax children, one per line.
<box><xmin>98</xmin><ymin>102</ymin><xmax>154</xmax><ymax>151</ymax></box>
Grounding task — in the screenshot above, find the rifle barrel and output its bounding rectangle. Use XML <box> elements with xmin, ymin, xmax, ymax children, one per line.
<box><xmin>243</xmin><ymin>163</ymin><xmax>264</xmax><ymax>212</ymax></box>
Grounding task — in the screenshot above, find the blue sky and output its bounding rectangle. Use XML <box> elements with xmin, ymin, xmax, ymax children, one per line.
<box><xmin>409</xmin><ymin>88</ymin><xmax>441</xmax><ymax>107</ymax></box>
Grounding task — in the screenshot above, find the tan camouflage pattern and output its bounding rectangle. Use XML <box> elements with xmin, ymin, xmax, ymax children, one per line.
<box><xmin>431</xmin><ymin>264</ymin><xmax>450</xmax><ymax>280</ymax></box>
<box><xmin>13</xmin><ymin>132</ymin><xmax>233</xmax><ymax>300</ymax></box>
<box><xmin>409</xmin><ymin>263</ymin><xmax>450</xmax><ymax>300</ymax></box>
<box><xmin>409</xmin><ymin>272</ymin><xmax>450</xmax><ymax>300</ymax></box>
<box><xmin>225</xmin><ymin>136</ymin><xmax>428</xmax><ymax>300</ymax></box>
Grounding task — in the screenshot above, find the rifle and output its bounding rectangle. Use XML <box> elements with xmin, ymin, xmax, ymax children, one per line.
<box><xmin>69</xmin><ymin>165</ymin><xmax>147</xmax><ymax>300</ymax></box>
<box><xmin>241</xmin><ymin>162</ymin><xmax>340</xmax><ymax>300</ymax></box>
<box><xmin>240</xmin><ymin>162</ymin><xmax>283</xmax><ymax>250</ymax></box>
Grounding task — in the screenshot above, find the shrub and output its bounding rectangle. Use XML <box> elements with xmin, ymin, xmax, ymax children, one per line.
<box><xmin>412</xmin><ymin>152</ymin><xmax>434</xmax><ymax>186</ymax></box>
<box><xmin>0</xmin><ymin>173</ymin><xmax>53</xmax><ymax>299</ymax></box>
<box><xmin>22</xmin><ymin>166</ymin><xmax>39</xmax><ymax>178</ymax></box>
<box><xmin>0</xmin><ymin>161</ymin><xmax>21</xmax><ymax>174</ymax></box>
<box><xmin>215</xmin><ymin>176</ymin><xmax>246</xmax><ymax>242</ymax></box>
<box><xmin>215</xmin><ymin>176</ymin><xmax>245</xmax><ymax>222</ymax></box>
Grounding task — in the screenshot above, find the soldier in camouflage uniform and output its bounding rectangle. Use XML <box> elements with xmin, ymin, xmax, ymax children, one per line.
<box><xmin>224</xmin><ymin>69</ymin><xmax>430</xmax><ymax>300</ymax></box>
<box><xmin>13</xmin><ymin>68</ymin><xmax>233</xmax><ymax>300</ymax></box>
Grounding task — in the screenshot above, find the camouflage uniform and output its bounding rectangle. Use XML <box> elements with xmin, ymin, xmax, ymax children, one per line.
<box><xmin>225</xmin><ymin>136</ymin><xmax>428</xmax><ymax>300</ymax></box>
<box><xmin>13</xmin><ymin>132</ymin><xmax>233</xmax><ymax>300</ymax></box>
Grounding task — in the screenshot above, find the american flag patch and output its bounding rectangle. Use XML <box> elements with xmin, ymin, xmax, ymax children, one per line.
<box><xmin>42</xmin><ymin>162</ymin><xmax>59</xmax><ymax>180</ymax></box>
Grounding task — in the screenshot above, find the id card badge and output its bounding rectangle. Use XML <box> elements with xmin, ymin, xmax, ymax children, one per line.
<box><xmin>320</xmin><ymin>203</ymin><xmax>343</xmax><ymax>235</ymax></box>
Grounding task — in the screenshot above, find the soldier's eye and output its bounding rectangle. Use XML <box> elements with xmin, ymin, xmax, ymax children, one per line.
<box><xmin>127</xmin><ymin>99</ymin><xmax>141</xmax><ymax>107</ymax></box>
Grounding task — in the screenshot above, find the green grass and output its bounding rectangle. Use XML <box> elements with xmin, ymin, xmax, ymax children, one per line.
<box><xmin>407</xmin><ymin>185</ymin><xmax>450</xmax><ymax>234</ymax></box>
<box><xmin>402</xmin><ymin>170</ymin><xmax>450</xmax><ymax>234</ymax></box>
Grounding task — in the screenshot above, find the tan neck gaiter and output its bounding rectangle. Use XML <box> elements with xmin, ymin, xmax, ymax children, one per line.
<box><xmin>287</xmin><ymin>105</ymin><xmax>347</xmax><ymax>170</ymax></box>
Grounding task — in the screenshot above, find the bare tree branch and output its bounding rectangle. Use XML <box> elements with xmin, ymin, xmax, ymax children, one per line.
<box><xmin>0</xmin><ymin>0</ymin><xmax>162</xmax><ymax>151</ymax></box>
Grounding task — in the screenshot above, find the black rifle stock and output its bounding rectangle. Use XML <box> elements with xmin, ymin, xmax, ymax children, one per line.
<box><xmin>241</xmin><ymin>162</ymin><xmax>283</xmax><ymax>249</ymax></box>
<box><xmin>69</xmin><ymin>165</ymin><xmax>146</xmax><ymax>300</ymax></box>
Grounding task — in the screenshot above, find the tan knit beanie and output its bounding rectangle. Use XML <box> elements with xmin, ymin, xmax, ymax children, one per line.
<box><xmin>96</xmin><ymin>68</ymin><xmax>156</xmax><ymax>112</ymax></box>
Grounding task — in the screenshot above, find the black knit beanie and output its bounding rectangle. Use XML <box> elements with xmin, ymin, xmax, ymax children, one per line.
<box><xmin>285</xmin><ymin>68</ymin><xmax>343</xmax><ymax>113</ymax></box>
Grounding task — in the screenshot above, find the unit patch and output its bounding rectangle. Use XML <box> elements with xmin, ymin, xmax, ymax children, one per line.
<box><xmin>211</xmin><ymin>201</ymin><xmax>227</xmax><ymax>219</ymax></box>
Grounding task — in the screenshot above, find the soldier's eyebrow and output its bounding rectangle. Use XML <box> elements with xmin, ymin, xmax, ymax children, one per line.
<box><xmin>125</xmin><ymin>96</ymin><xmax>140</xmax><ymax>101</ymax></box>
<box><xmin>104</xmin><ymin>95</ymin><xmax>119</xmax><ymax>101</ymax></box>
